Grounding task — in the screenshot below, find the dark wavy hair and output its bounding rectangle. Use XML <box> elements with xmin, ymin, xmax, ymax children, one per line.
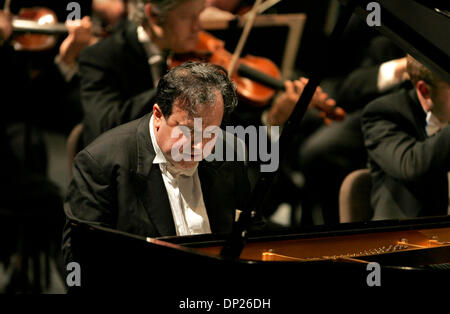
<box><xmin>155</xmin><ymin>62</ymin><xmax>237</xmax><ymax>118</ymax></box>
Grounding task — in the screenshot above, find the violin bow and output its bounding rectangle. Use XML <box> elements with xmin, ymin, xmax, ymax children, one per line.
<box><xmin>242</xmin><ymin>0</ymin><xmax>281</xmax><ymax>17</ymax></box>
<box><xmin>226</xmin><ymin>0</ymin><xmax>263</xmax><ymax>77</ymax></box>
<box><xmin>3</xmin><ymin>0</ymin><xmax>11</xmax><ymax>13</ymax></box>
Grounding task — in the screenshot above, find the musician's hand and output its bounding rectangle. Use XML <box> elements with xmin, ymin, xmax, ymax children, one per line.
<box><xmin>67</xmin><ymin>16</ymin><xmax>96</xmax><ymax>46</ymax></box>
<box><xmin>0</xmin><ymin>11</ymin><xmax>13</xmax><ymax>43</ymax></box>
<box><xmin>378</xmin><ymin>57</ymin><xmax>409</xmax><ymax>92</ymax></box>
<box><xmin>267</xmin><ymin>77</ymin><xmax>346</xmax><ymax>126</ymax></box>
<box><xmin>59</xmin><ymin>16</ymin><xmax>97</xmax><ymax>65</ymax></box>
<box><xmin>300</xmin><ymin>77</ymin><xmax>346</xmax><ymax>124</ymax></box>
<box><xmin>92</xmin><ymin>0</ymin><xmax>125</xmax><ymax>27</ymax></box>
<box><xmin>267</xmin><ymin>79</ymin><xmax>305</xmax><ymax>126</ymax></box>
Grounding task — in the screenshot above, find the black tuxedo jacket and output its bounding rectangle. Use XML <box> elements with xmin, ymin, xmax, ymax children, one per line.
<box><xmin>79</xmin><ymin>20</ymin><xmax>158</xmax><ymax>146</ymax></box>
<box><xmin>362</xmin><ymin>88</ymin><xmax>450</xmax><ymax>220</ymax></box>
<box><xmin>64</xmin><ymin>113</ymin><xmax>250</xmax><ymax>235</ymax></box>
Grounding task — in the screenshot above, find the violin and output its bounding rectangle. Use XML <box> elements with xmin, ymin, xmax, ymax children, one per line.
<box><xmin>169</xmin><ymin>31</ymin><xmax>346</xmax><ymax>123</ymax></box>
<box><xmin>171</xmin><ymin>0</ymin><xmax>345</xmax><ymax>122</ymax></box>
<box><xmin>8</xmin><ymin>6</ymin><xmax>105</xmax><ymax>52</ymax></box>
<box><xmin>170</xmin><ymin>31</ymin><xmax>283</xmax><ymax>107</ymax></box>
<box><xmin>11</xmin><ymin>7</ymin><xmax>67</xmax><ymax>51</ymax></box>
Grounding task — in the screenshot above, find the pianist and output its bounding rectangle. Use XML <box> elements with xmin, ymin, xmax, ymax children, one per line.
<box><xmin>362</xmin><ymin>55</ymin><xmax>450</xmax><ymax>220</ymax></box>
<box><xmin>63</xmin><ymin>62</ymin><xmax>252</xmax><ymax>262</ymax></box>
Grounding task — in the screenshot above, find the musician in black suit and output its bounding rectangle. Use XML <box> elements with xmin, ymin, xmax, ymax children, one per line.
<box><xmin>63</xmin><ymin>62</ymin><xmax>252</xmax><ymax>263</ymax></box>
<box><xmin>361</xmin><ymin>55</ymin><xmax>450</xmax><ymax>220</ymax></box>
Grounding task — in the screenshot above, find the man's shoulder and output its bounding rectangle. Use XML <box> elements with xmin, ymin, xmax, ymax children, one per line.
<box><xmin>81</xmin><ymin>115</ymin><xmax>149</xmax><ymax>167</ymax></box>
<box><xmin>78</xmin><ymin>21</ymin><xmax>137</xmax><ymax>65</ymax></box>
<box><xmin>362</xmin><ymin>88</ymin><xmax>414</xmax><ymax>119</ymax></box>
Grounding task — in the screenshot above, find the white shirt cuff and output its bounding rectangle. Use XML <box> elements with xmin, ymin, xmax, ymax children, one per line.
<box><xmin>377</xmin><ymin>59</ymin><xmax>403</xmax><ymax>92</ymax></box>
<box><xmin>55</xmin><ymin>54</ymin><xmax>79</xmax><ymax>82</ymax></box>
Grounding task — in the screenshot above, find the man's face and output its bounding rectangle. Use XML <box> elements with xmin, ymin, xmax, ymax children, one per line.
<box><xmin>153</xmin><ymin>91</ymin><xmax>224</xmax><ymax>169</ymax></box>
<box><xmin>161</xmin><ymin>0</ymin><xmax>205</xmax><ymax>53</ymax></box>
<box><xmin>431</xmin><ymin>80</ymin><xmax>450</xmax><ymax>123</ymax></box>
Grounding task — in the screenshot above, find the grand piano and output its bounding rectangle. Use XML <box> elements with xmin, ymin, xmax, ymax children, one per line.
<box><xmin>67</xmin><ymin>0</ymin><xmax>450</xmax><ymax>298</ymax></box>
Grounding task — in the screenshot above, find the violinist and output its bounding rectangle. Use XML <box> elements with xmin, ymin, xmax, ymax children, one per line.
<box><xmin>78</xmin><ymin>0</ymin><xmax>340</xmax><ymax>146</ymax></box>
<box><xmin>0</xmin><ymin>8</ymin><xmax>47</xmax><ymax>174</ymax></box>
<box><xmin>78</xmin><ymin>0</ymin><xmax>204</xmax><ymax>146</ymax></box>
<box><xmin>0</xmin><ymin>9</ymin><xmax>63</xmax><ymax>255</ymax></box>
<box><xmin>56</xmin><ymin>0</ymin><xmax>129</xmax><ymax>81</ymax></box>
<box><xmin>0</xmin><ymin>1</ymin><xmax>126</xmax><ymax>134</ymax></box>
<box><xmin>55</xmin><ymin>16</ymin><xmax>97</xmax><ymax>83</ymax></box>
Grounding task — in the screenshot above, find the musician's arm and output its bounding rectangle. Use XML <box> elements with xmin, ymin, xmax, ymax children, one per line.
<box><xmin>337</xmin><ymin>58</ymin><xmax>408</xmax><ymax>113</ymax></box>
<box><xmin>263</xmin><ymin>78</ymin><xmax>343</xmax><ymax>130</ymax></box>
<box><xmin>66</xmin><ymin>149</ymin><xmax>116</xmax><ymax>226</ymax></box>
<box><xmin>79</xmin><ymin>48</ymin><xmax>156</xmax><ymax>145</ymax></box>
<box><xmin>336</xmin><ymin>66</ymin><xmax>380</xmax><ymax>113</ymax></box>
<box><xmin>62</xmin><ymin>148</ymin><xmax>116</xmax><ymax>265</ymax></box>
<box><xmin>362</xmin><ymin>97</ymin><xmax>450</xmax><ymax>182</ymax></box>
<box><xmin>0</xmin><ymin>10</ymin><xmax>12</xmax><ymax>45</ymax></box>
<box><xmin>55</xmin><ymin>16</ymin><xmax>98</xmax><ymax>82</ymax></box>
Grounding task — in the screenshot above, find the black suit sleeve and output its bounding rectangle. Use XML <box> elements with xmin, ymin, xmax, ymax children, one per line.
<box><xmin>62</xmin><ymin>148</ymin><xmax>117</xmax><ymax>264</ymax></box>
<box><xmin>336</xmin><ymin>65</ymin><xmax>380</xmax><ymax>113</ymax></box>
<box><xmin>79</xmin><ymin>50</ymin><xmax>156</xmax><ymax>144</ymax></box>
<box><xmin>362</xmin><ymin>100</ymin><xmax>450</xmax><ymax>183</ymax></box>
<box><xmin>65</xmin><ymin>149</ymin><xmax>117</xmax><ymax>225</ymax></box>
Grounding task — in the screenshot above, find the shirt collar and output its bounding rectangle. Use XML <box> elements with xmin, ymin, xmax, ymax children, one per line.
<box><xmin>149</xmin><ymin>114</ymin><xmax>168</xmax><ymax>164</ymax></box>
<box><xmin>137</xmin><ymin>25</ymin><xmax>150</xmax><ymax>43</ymax></box>
<box><xmin>149</xmin><ymin>115</ymin><xmax>199</xmax><ymax>177</ymax></box>
<box><xmin>426</xmin><ymin>111</ymin><xmax>449</xmax><ymax>136</ymax></box>
<box><xmin>137</xmin><ymin>25</ymin><xmax>163</xmax><ymax>64</ymax></box>
<box><xmin>149</xmin><ymin>115</ymin><xmax>198</xmax><ymax>177</ymax></box>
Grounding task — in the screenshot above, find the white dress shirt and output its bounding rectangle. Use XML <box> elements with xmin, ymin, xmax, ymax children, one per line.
<box><xmin>54</xmin><ymin>54</ymin><xmax>79</xmax><ymax>82</ymax></box>
<box><xmin>149</xmin><ymin>115</ymin><xmax>212</xmax><ymax>236</ymax></box>
<box><xmin>137</xmin><ymin>25</ymin><xmax>164</xmax><ymax>87</ymax></box>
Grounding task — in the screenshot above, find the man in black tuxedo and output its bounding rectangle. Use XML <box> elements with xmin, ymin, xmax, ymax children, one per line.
<box><xmin>63</xmin><ymin>62</ymin><xmax>251</xmax><ymax>263</ymax></box>
<box><xmin>361</xmin><ymin>55</ymin><xmax>450</xmax><ymax>220</ymax></box>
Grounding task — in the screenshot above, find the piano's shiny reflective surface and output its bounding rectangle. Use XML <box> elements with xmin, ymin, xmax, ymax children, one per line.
<box><xmin>166</xmin><ymin>216</ymin><xmax>450</xmax><ymax>269</ymax></box>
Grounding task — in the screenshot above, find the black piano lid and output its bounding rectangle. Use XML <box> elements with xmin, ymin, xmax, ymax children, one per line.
<box><xmin>348</xmin><ymin>0</ymin><xmax>450</xmax><ymax>84</ymax></box>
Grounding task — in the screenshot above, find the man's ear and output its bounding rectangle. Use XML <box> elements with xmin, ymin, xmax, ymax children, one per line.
<box><xmin>417</xmin><ymin>80</ymin><xmax>431</xmax><ymax>100</ymax></box>
<box><xmin>153</xmin><ymin>104</ymin><xmax>163</xmax><ymax>129</ymax></box>
<box><xmin>144</xmin><ymin>3</ymin><xmax>162</xmax><ymax>26</ymax></box>
<box><xmin>144</xmin><ymin>3</ymin><xmax>164</xmax><ymax>41</ymax></box>
<box><xmin>416</xmin><ymin>80</ymin><xmax>434</xmax><ymax>112</ymax></box>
